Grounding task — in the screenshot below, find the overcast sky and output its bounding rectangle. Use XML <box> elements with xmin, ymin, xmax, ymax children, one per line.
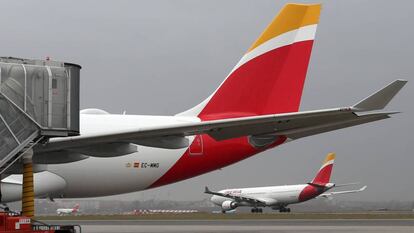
<box><xmin>1</xmin><ymin>0</ymin><xmax>413</xmax><ymax>203</ymax></box>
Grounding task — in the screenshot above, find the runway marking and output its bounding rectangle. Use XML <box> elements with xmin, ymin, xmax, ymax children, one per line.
<box><xmin>44</xmin><ymin>219</ymin><xmax>414</xmax><ymax>222</ymax></box>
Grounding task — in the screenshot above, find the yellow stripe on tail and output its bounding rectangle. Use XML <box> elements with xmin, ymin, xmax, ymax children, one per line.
<box><xmin>248</xmin><ymin>3</ymin><xmax>321</xmax><ymax>52</ymax></box>
<box><xmin>323</xmin><ymin>152</ymin><xmax>336</xmax><ymax>165</ymax></box>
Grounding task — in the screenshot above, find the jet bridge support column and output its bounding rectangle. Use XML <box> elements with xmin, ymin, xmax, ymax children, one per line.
<box><xmin>21</xmin><ymin>149</ymin><xmax>34</xmax><ymax>217</ymax></box>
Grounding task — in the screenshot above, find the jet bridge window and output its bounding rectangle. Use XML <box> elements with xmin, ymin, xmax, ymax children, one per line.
<box><xmin>52</xmin><ymin>78</ymin><xmax>57</xmax><ymax>89</ymax></box>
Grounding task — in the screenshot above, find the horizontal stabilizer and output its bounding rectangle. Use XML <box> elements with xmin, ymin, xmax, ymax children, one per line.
<box><xmin>352</xmin><ymin>79</ymin><xmax>407</xmax><ymax>111</ymax></box>
<box><xmin>318</xmin><ymin>185</ymin><xmax>367</xmax><ymax>199</ymax></box>
<box><xmin>328</xmin><ymin>185</ymin><xmax>367</xmax><ymax>195</ymax></box>
<box><xmin>334</xmin><ymin>182</ymin><xmax>360</xmax><ymax>187</ymax></box>
<box><xmin>307</xmin><ymin>182</ymin><xmax>327</xmax><ymax>188</ymax></box>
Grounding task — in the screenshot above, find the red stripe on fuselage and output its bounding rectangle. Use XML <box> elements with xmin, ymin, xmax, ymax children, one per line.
<box><xmin>150</xmin><ymin>135</ymin><xmax>286</xmax><ymax>188</ymax></box>
<box><xmin>298</xmin><ymin>185</ymin><xmax>324</xmax><ymax>202</ymax></box>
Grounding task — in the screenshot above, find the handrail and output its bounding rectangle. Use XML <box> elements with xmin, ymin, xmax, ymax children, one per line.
<box><xmin>0</xmin><ymin>135</ymin><xmax>43</xmax><ymax>175</ymax></box>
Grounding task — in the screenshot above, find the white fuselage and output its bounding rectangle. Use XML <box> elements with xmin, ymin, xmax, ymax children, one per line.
<box><xmin>46</xmin><ymin>113</ymin><xmax>201</xmax><ymax>198</ymax></box>
<box><xmin>211</xmin><ymin>184</ymin><xmax>309</xmax><ymax>208</ymax></box>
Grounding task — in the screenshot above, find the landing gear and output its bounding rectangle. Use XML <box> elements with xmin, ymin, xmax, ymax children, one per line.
<box><xmin>279</xmin><ymin>207</ymin><xmax>291</xmax><ymax>213</ymax></box>
<box><xmin>251</xmin><ymin>208</ymin><xmax>263</xmax><ymax>213</ymax></box>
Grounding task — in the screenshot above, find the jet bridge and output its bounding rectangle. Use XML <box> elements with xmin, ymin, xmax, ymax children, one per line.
<box><xmin>0</xmin><ymin>57</ymin><xmax>81</xmax><ymax>217</ymax></box>
<box><xmin>0</xmin><ymin>56</ymin><xmax>80</xmax><ymax>174</ymax></box>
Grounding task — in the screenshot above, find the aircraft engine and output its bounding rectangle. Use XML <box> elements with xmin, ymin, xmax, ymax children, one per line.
<box><xmin>221</xmin><ymin>200</ymin><xmax>238</xmax><ymax>211</ymax></box>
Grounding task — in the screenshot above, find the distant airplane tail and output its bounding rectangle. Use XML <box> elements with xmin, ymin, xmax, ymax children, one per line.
<box><xmin>311</xmin><ymin>153</ymin><xmax>335</xmax><ymax>185</ymax></box>
<box><xmin>178</xmin><ymin>3</ymin><xmax>321</xmax><ymax>120</ymax></box>
<box><xmin>73</xmin><ymin>204</ymin><xmax>80</xmax><ymax>212</ymax></box>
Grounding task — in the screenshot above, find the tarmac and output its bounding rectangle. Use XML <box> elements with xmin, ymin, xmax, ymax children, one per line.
<box><xmin>45</xmin><ymin>219</ymin><xmax>414</xmax><ymax>233</ymax></box>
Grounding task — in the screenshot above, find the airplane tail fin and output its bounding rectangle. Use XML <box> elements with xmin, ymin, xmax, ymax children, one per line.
<box><xmin>74</xmin><ymin>204</ymin><xmax>80</xmax><ymax>211</ymax></box>
<box><xmin>312</xmin><ymin>153</ymin><xmax>335</xmax><ymax>185</ymax></box>
<box><xmin>178</xmin><ymin>4</ymin><xmax>322</xmax><ymax>120</ymax></box>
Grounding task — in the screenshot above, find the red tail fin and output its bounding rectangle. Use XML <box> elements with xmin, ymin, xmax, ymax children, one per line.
<box><xmin>312</xmin><ymin>153</ymin><xmax>335</xmax><ymax>184</ymax></box>
<box><xmin>179</xmin><ymin>4</ymin><xmax>321</xmax><ymax>120</ymax></box>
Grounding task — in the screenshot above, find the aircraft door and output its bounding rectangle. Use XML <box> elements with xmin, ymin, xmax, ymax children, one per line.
<box><xmin>189</xmin><ymin>135</ymin><xmax>203</xmax><ymax>156</ymax></box>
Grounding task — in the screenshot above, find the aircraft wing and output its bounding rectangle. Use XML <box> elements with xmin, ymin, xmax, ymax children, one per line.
<box><xmin>318</xmin><ymin>185</ymin><xmax>367</xmax><ymax>198</ymax></box>
<box><xmin>37</xmin><ymin>80</ymin><xmax>406</xmax><ymax>153</ymax></box>
<box><xmin>204</xmin><ymin>187</ymin><xmax>266</xmax><ymax>205</ymax></box>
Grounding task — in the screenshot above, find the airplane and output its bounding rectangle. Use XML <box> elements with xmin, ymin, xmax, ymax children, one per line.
<box><xmin>56</xmin><ymin>204</ymin><xmax>80</xmax><ymax>216</ymax></box>
<box><xmin>0</xmin><ymin>3</ymin><xmax>406</xmax><ymax>202</ymax></box>
<box><xmin>205</xmin><ymin>153</ymin><xmax>367</xmax><ymax>213</ymax></box>
<box><xmin>212</xmin><ymin>209</ymin><xmax>236</xmax><ymax>214</ymax></box>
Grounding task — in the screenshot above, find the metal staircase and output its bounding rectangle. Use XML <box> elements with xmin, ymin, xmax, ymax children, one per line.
<box><xmin>0</xmin><ymin>92</ymin><xmax>40</xmax><ymax>173</ymax></box>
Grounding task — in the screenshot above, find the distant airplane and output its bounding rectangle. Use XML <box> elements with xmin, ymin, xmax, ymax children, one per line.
<box><xmin>56</xmin><ymin>204</ymin><xmax>80</xmax><ymax>216</ymax></box>
<box><xmin>0</xmin><ymin>3</ymin><xmax>406</xmax><ymax>202</ymax></box>
<box><xmin>205</xmin><ymin>153</ymin><xmax>367</xmax><ymax>213</ymax></box>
